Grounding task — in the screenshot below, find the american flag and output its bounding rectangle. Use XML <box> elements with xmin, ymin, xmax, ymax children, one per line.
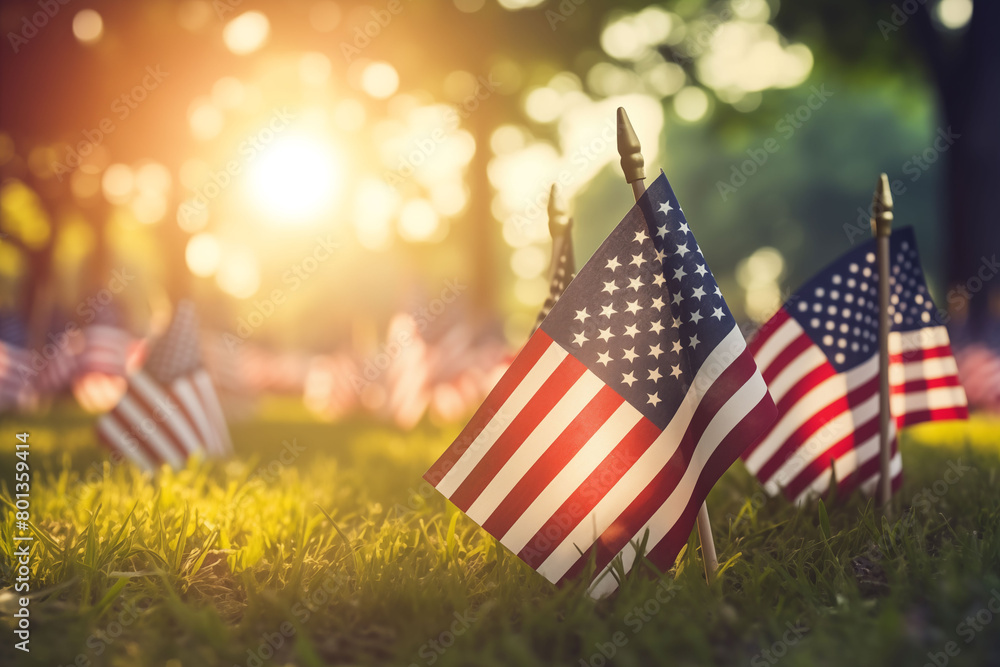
<box><xmin>96</xmin><ymin>301</ymin><xmax>233</xmax><ymax>470</ymax></box>
<box><xmin>741</xmin><ymin>227</ymin><xmax>968</xmax><ymax>504</ymax></box>
<box><xmin>425</xmin><ymin>172</ymin><xmax>776</xmax><ymax>596</ymax></box>
<box><xmin>533</xmin><ymin>222</ymin><xmax>576</xmax><ymax>332</ymax></box>
<box><xmin>79</xmin><ymin>324</ymin><xmax>132</xmax><ymax>376</ymax></box>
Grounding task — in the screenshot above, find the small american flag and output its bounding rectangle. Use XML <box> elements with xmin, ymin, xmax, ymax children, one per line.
<box><xmin>96</xmin><ymin>301</ymin><xmax>232</xmax><ymax>470</ymax></box>
<box><xmin>533</xmin><ymin>222</ymin><xmax>576</xmax><ymax>332</ymax></box>
<box><xmin>425</xmin><ymin>172</ymin><xmax>776</xmax><ymax>596</ymax></box>
<box><xmin>79</xmin><ymin>324</ymin><xmax>132</xmax><ymax>377</ymax></box>
<box><xmin>742</xmin><ymin>227</ymin><xmax>968</xmax><ymax>504</ymax></box>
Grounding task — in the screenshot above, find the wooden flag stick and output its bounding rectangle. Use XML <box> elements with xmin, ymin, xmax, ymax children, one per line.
<box><xmin>547</xmin><ymin>183</ymin><xmax>571</xmax><ymax>281</ymax></box>
<box><xmin>617</xmin><ymin>107</ymin><xmax>719</xmax><ymax>582</ymax></box>
<box><xmin>870</xmin><ymin>173</ymin><xmax>894</xmax><ymax>512</ymax></box>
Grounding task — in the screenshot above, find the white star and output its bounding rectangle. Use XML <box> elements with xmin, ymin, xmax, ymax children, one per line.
<box><xmin>688</xmin><ymin>334</ymin><xmax>701</xmax><ymax>349</ymax></box>
<box><xmin>691</xmin><ymin>286</ymin><xmax>706</xmax><ymax>300</ymax></box>
<box><xmin>653</xmin><ymin>273</ymin><xmax>666</xmax><ymax>287</ymax></box>
<box><xmin>655</xmin><ymin>248</ymin><xmax>667</xmax><ymax>263</ymax></box>
<box><xmin>672</xmin><ymin>292</ymin><xmax>683</xmax><ymax>306</ymax></box>
<box><xmin>676</xmin><ymin>243</ymin><xmax>690</xmax><ymax>257</ymax></box>
<box><xmin>673</xmin><ymin>267</ymin><xmax>687</xmax><ymax>281</ymax></box>
<box><xmin>671</xmin><ymin>340</ymin><xmax>682</xmax><ymax>353</ymax></box>
<box><xmin>602</xmin><ymin>281</ymin><xmax>619</xmax><ymax>295</ymax></box>
<box><xmin>689</xmin><ymin>310</ymin><xmax>704</xmax><ymax>325</ymax></box>
<box><xmin>633</xmin><ymin>230</ymin><xmax>648</xmax><ymax>243</ymax></box>
<box><xmin>650</xmin><ymin>297</ymin><xmax>665</xmax><ymax>311</ymax></box>
<box><xmin>623</xmin><ymin>323</ymin><xmax>640</xmax><ymax>338</ymax></box>
<box><xmin>628</xmin><ymin>276</ymin><xmax>643</xmax><ymax>291</ymax></box>
<box><xmin>630</xmin><ymin>253</ymin><xmax>645</xmax><ymax>268</ymax></box>
<box><xmin>649</xmin><ymin>320</ymin><xmax>665</xmax><ymax>334</ymax></box>
<box><xmin>606</xmin><ymin>257</ymin><xmax>621</xmax><ymax>271</ymax></box>
<box><xmin>622</xmin><ymin>347</ymin><xmax>638</xmax><ymax>363</ymax></box>
<box><xmin>573</xmin><ymin>331</ymin><xmax>588</xmax><ymax>347</ymax></box>
<box><xmin>711</xmin><ymin>307</ymin><xmax>724</xmax><ymax>320</ymax></box>
<box><xmin>671</xmin><ymin>316</ymin><xmax>682</xmax><ymax>328</ymax></box>
<box><xmin>648</xmin><ymin>368</ymin><xmax>663</xmax><ymax>382</ymax></box>
<box><xmin>714</xmin><ymin>286</ymin><xmax>722</xmax><ymax>298</ymax></box>
<box><xmin>597</xmin><ymin>327</ymin><xmax>613</xmax><ymax>342</ymax></box>
<box><xmin>622</xmin><ymin>371</ymin><xmax>637</xmax><ymax>387</ymax></box>
<box><xmin>694</xmin><ymin>264</ymin><xmax>708</xmax><ymax>277</ymax></box>
<box><xmin>670</xmin><ymin>364</ymin><xmax>683</xmax><ymax>378</ymax></box>
<box><xmin>678</xmin><ymin>222</ymin><xmax>690</xmax><ymax>234</ymax></box>
<box><xmin>574</xmin><ymin>308</ymin><xmax>589</xmax><ymax>323</ymax></box>
<box><xmin>648</xmin><ymin>344</ymin><xmax>663</xmax><ymax>359</ymax></box>
<box><xmin>658</xmin><ymin>201</ymin><xmax>674</xmax><ymax>215</ymax></box>
<box><xmin>600</xmin><ymin>303</ymin><xmax>617</xmax><ymax>318</ymax></box>
<box><xmin>647</xmin><ymin>392</ymin><xmax>662</xmax><ymax>407</ymax></box>
<box><xmin>625</xmin><ymin>300</ymin><xmax>641</xmax><ymax>315</ymax></box>
<box><xmin>656</xmin><ymin>224</ymin><xmax>669</xmax><ymax>239</ymax></box>
<box><xmin>596</xmin><ymin>351</ymin><xmax>612</xmax><ymax>366</ymax></box>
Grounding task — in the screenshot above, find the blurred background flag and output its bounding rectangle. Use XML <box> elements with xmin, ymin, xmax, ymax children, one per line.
<box><xmin>741</xmin><ymin>227</ymin><xmax>968</xmax><ymax>504</ymax></box>
<box><xmin>533</xmin><ymin>184</ymin><xmax>576</xmax><ymax>333</ymax></box>
<box><xmin>424</xmin><ymin>172</ymin><xmax>776</xmax><ymax>597</ymax></box>
<box><xmin>96</xmin><ymin>300</ymin><xmax>233</xmax><ymax>470</ymax></box>
<box><xmin>0</xmin><ymin>310</ymin><xmax>33</xmax><ymax>411</ymax></box>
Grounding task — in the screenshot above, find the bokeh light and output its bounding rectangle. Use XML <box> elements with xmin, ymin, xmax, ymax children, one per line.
<box><xmin>248</xmin><ymin>136</ymin><xmax>343</xmax><ymax>223</ymax></box>
<box><xmin>223</xmin><ymin>11</ymin><xmax>270</xmax><ymax>55</ymax></box>
<box><xmin>361</xmin><ymin>62</ymin><xmax>400</xmax><ymax>99</ymax></box>
<box><xmin>72</xmin><ymin>10</ymin><xmax>104</xmax><ymax>45</ymax></box>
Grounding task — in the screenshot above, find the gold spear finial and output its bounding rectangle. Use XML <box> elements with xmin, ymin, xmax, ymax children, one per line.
<box><xmin>870</xmin><ymin>173</ymin><xmax>893</xmax><ymax>238</ymax></box>
<box><xmin>547</xmin><ymin>183</ymin><xmax>570</xmax><ymax>237</ymax></box>
<box><xmin>617</xmin><ymin>107</ymin><xmax>646</xmax><ymax>198</ymax></box>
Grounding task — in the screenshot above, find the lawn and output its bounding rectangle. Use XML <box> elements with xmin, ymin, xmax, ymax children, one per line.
<box><xmin>1</xmin><ymin>401</ymin><xmax>999</xmax><ymax>667</ymax></box>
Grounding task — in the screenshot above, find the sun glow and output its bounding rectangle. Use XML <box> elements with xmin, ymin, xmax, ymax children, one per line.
<box><xmin>248</xmin><ymin>136</ymin><xmax>343</xmax><ymax>224</ymax></box>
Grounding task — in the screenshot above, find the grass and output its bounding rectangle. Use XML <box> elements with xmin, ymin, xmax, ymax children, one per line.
<box><xmin>1</xmin><ymin>400</ymin><xmax>999</xmax><ymax>667</ymax></box>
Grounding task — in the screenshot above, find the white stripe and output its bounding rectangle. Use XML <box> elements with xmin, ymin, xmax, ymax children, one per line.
<box><xmin>891</xmin><ymin>384</ymin><xmax>968</xmax><ymax>414</ymax></box>
<box><xmin>112</xmin><ymin>395</ymin><xmax>186</xmax><ymax>469</ymax></box>
<box><xmin>745</xmin><ymin>355</ymin><xmax>877</xmax><ymax>474</ymax></box>
<box><xmin>466</xmin><ymin>369</ymin><xmax>606</xmax><ymax>524</ymax></box>
<box><xmin>762</xmin><ymin>391</ymin><xmax>880</xmax><ymax>494</ymax></box>
<box><xmin>435</xmin><ymin>340</ymin><xmax>566</xmax><ymax>496</ymax></box>
<box><xmin>586</xmin><ymin>370</ymin><xmax>769</xmax><ymax>598</ymax></box>
<box><xmin>96</xmin><ymin>414</ymin><xmax>156</xmax><ymax>471</ymax></box>
<box><xmin>889</xmin><ymin>326</ymin><xmax>950</xmax><ymax>354</ymax></box>
<box><xmin>131</xmin><ymin>373</ymin><xmax>203</xmax><ymax>457</ymax></box>
<box><xmin>891</xmin><ymin>356</ymin><xmax>958</xmax><ymax>384</ymax></box>
<box><xmin>753</xmin><ymin>317</ymin><xmax>801</xmax><ymax>371</ymax></box>
<box><xmin>533</xmin><ymin>328</ymin><xmax>749</xmax><ymax>584</ymax></box>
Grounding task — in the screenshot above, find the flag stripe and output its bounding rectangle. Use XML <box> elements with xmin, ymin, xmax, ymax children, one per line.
<box><xmin>559</xmin><ymin>346</ymin><xmax>759</xmax><ymax>583</ymax></box>
<box><xmin>449</xmin><ymin>353</ymin><xmax>587</xmax><ymax>510</ymax></box>
<box><xmin>586</xmin><ymin>374</ymin><xmax>773</xmax><ymax>597</ymax></box>
<box><xmin>96</xmin><ymin>412</ymin><xmax>158</xmax><ymax>471</ymax></box>
<box><xmin>480</xmin><ymin>385</ymin><xmax>625</xmax><ymax>538</ymax></box>
<box><xmin>425</xmin><ymin>331</ymin><xmax>555</xmax><ymax>488</ymax></box>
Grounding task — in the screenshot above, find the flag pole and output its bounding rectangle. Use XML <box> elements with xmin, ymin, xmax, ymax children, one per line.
<box><xmin>617</xmin><ymin>107</ymin><xmax>719</xmax><ymax>582</ymax></box>
<box><xmin>870</xmin><ymin>173</ymin><xmax>894</xmax><ymax>511</ymax></box>
<box><xmin>547</xmin><ymin>183</ymin><xmax>571</xmax><ymax>282</ymax></box>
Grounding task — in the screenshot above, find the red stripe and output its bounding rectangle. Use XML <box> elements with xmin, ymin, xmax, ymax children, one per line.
<box><xmin>168</xmin><ymin>380</ymin><xmax>212</xmax><ymax>456</ymax></box>
<box><xmin>890</xmin><ymin>375</ymin><xmax>962</xmax><ymax>395</ymax></box>
<box><xmin>760</xmin><ymin>333</ymin><xmax>812</xmax><ymax>386</ymax></box>
<box><xmin>482</xmin><ymin>385</ymin><xmax>625</xmax><ymax>538</ymax></box>
<box><xmin>559</xmin><ymin>349</ymin><xmax>762</xmax><ymax>582</ymax></box>
<box><xmin>748</xmin><ymin>308</ymin><xmax>790</xmax><ymax>356</ymax></box>
<box><xmin>448</xmin><ymin>354</ymin><xmax>587</xmax><ymax>510</ymax></box>
<box><xmin>640</xmin><ymin>396</ymin><xmax>778</xmax><ymax>576</ymax></box>
<box><xmin>782</xmin><ymin>415</ymin><xmax>880</xmax><ymax>501</ymax></box>
<box><xmin>424</xmin><ymin>331</ymin><xmax>552</xmax><ymax>486</ymax></box>
<box><xmin>890</xmin><ymin>344</ymin><xmax>953</xmax><ymax>365</ymax></box>
<box><xmin>897</xmin><ymin>405</ymin><xmax>968</xmax><ymax>428</ymax></box>
<box><xmin>756</xmin><ymin>373</ymin><xmax>879</xmax><ymax>484</ymax></box>
<box><xmin>517</xmin><ymin>417</ymin><xmax>661</xmax><ymax>569</ymax></box>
